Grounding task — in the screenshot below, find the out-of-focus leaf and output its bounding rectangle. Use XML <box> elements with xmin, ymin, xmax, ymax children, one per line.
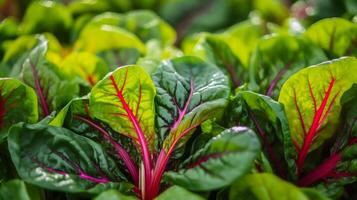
<box><xmin>75</xmin><ymin>24</ymin><xmax>145</xmax><ymax>54</ymax></box>
<box><xmin>155</xmin><ymin>185</ymin><xmax>204</xmax><ymax>200</ymax></box>
<box><xmin>20</xmin><ymin>1</ymin><xmax>72</xmax><ymax>42</ymax></box>
<box><xmin>304</xmin><ymin>18</ymin><xmax>357</xmax><ymax>57</ymax></box>
<box><xmin>165</xmin><ymin>127</ymin><xmax>260</xmax><ymax>191</ymax></box>
<box><xmin>61</xmin><ymin>52</ymin><xmax>108</xmax><ymax>87</ymax></box>
<box><xmin>0</xmin><ymin>78</ymin><xmax>38</xmax><ymax>142</ymax></box>
<box><xmin>95</xmin><ymin>189</ymin><xmax>137</xmax><ymax>200</ymax></box>
<box><xmin>0</xmin><ymin>179</ymin><xmax>42</xmax><ymax>200</ymax></box>
<box><xmin>152</xmin><ymin>56</ymin><xmax>230</xmax><ymax>151</ymax></box>
<box><xmin>8</xmin><ymin>123</ymin><xmax>132</xmax><ymax>194</ymax></box>
<box><xmin>229</xmin><ymin>173</ymin><xmax>322</xmax><ymax>200</ymax></box>
<box><xmin>183</xmin><ymin>34</ymin><xmax>245</xmax><ymax>88</ymax></box>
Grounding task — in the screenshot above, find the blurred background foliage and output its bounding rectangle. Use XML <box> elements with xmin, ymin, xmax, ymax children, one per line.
<box><xmin>1</xmin><ymin>0</ymin><xmax>356</xmax><ymax>45</ymax></box>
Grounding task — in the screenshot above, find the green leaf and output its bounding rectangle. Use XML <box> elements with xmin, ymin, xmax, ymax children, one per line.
<box><xmin>75</xmin><ymin>24</ymin><xmax>146</xmax><ymax>54</ymax></box>
<box><xmin>155</xmin><ymin>185</ymin><xmax>204</xmax><ymax>200</ymax></box>
<box><xmin>20</xmin><ymin>36</ymin><xmax>79</xmax><ymax>117</ymax></box>
<box><xmin>221</xmin><ymin>20</ymin><xmax>264</xmax><ymax>67</ymax></box>
<box><xmin>95</xmin><ymin>189</ymin><xmax>137</xmax><ymax>200</ymax></box>
<box><xmin>165</xmin><ymin>127</ymin><xmax>260</xmax><ymax>191</ymax></box>
<box><xmin>61</xmin><ymin>52</ymin><xmax>109</xmax><ymax>87</ymax></box>
<box><xmin>183</xmin><ymin>34</ymin><xmax>245</xmax><ymax>88</ymax></box>
<box><xmin>278</xmin><ymin>57</ymin><xmax>357</xmax><ymax>171</ymax></box>
<box><xmin>303</xmin><ymin>18</ymin><xmax>357</xmax><ymax>57</ymax></box>
<box><xmin>89</xmin><ymin>11</ymin><xmax>176</xmax><ymax>45</ymax></box>
<box><xmin>0</xmin><ymin>179</ymin><xmax>42</xmax><ymax>200</ymax></box>
<box><xmin>229</xmin><ymin>173</ymin><xmax>317</xmax><ymax>200</ymax></box>
<box><xmin>0</xmin><ymin>78</ymin><xmax>38</xmax><ymax>142</ymax></box>
<box><xmin>90</xmin><ymin>65</ymin><xmax>157</xmax><ymax>150</ymax></box>
<box><xmin>224</xmin><ymin>91</ymin><xmax>297</xmax><ymax>179</ymax></box>
<box><xmin>2</xmin><ymin>35</ymin><xmax>37</xmax><ymax>64</ymax></box>
<box><xmin>249</xmin><ymin>35</ymin><xmax>327</xmax><ymax>97</ymax></box>
<box><xmin>20</xmin><ymin>1</ymin><xmax>72</xmax><ymax>42</ymax></box>
<box><xmin>153</xmin><ymin>56</ymin><xmax>230</xmax><ymax>151</ymax></box>
<box><xmin>301</xmin><ymin>188</ymin><xmax>332</xmax><ymax>200</ymax></box>
<box><xmin>8</xmin><ymin>123</ymin><xmax>132</xmax><ymax>194</ymax></box>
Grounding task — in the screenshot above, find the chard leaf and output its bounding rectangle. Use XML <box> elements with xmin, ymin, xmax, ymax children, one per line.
<box><xmin>278</xmin><ymin>57</ymin><xmax>357</xmax><ymax>172</ymax></box>
<box><xmin>89</xmin><ymin>11</ymin><xmax>176</xmax><ymax>45</ymax></box>
<box><xmin>20</xmin><ymin>1</ymin><xmax>72</xmax><ymax>42</ymax></box>
<box><xmin>20</xmin><ymin>36</ymin><xmax>79</xmax><ymax>117</ymax></box>
<box><xmin>164</xmin><ymin>127</ymin><xmax>260</xmax><ymax>191</ymax></box>
<box><xmin>183</xmin><ymin>34</ymin><xmax>245</xmax><ymax>88</ymax></box>
<box><xmin>303</xmin><ymin>18</ymin><xmax>357</xmax><ymax>57</ymax></box>
<box><xmin>75</xmin><ymin>24</ymin><xmax>145</xmax><ymax>54</ymax></box>
<box><xmin>61</xmin><ymin>52</ymin><xmax>109</xmax><ymax>87</ymax></box>
<box><xmin>95</xmin><ymin>189</ymin><xmax>137</xmax><ymax>200</ymax></box>
<box><xmin>225</xmin><ymin>91</ymin><xmax>296</xmax><ymax>179</ymax></box>
<box><xmin>0</xmin><ymin>179</ymin><xmax>42</xmax><ymax>200</ymax></box>
<box><xmin>0</xmin><ymin>78</ymin><xmax>38</xmax><ymax>142</ymax></box>
<box><xmin>249</xmin><ymin>35</ymin><xmax>326</xmax><ymax>97</ymax></box>
<box><xmin>90</xmin><ymin>65</ymin><xmax>156</xmax><ymax>151</ymax></box>
<box><xmin>153</xmin><ymin>56</ymin><xmax>230</xmax><ymax>151</ymax></box>
<box><xmin>8</xmin><ymin>123</ymin><xmax>132</xmax><ymax>194</ymax></box>
<box><xmin>229</xmin><ymin>173</ymin><xmax>326</xmax><ymax>200</ymax></box>
<box><xmin>155</xmin><ymin>185</ymin><xmax>204</xmax><ymax>200</ymax></box>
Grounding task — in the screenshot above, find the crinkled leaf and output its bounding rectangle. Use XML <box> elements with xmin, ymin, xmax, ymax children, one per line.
<box><xmin>224</xmin><ymin>91</ymin><xmax>296</xmax><ymax>179</ymax></box>
<box><xmin>249</xmin><ymin>35</ymin><xmax>327</xmax><ymax>97</ymax></box>
<box><xmin>155</xmin><ymin>185</ymin><xmax>204</xmax><ymax>200</ymax></box>
<box><xmin>0</xmin><ymin>78</ymin><xmax>38</xmax><ymax>142</ymax></box>
<box><xmin>0</xmin><ymin>179</ymin><xmax>42</xmax><ymax>200</ymax></box>
<box><xmin>278</xmin><ymin>57</ymin><xmax>357</xmax><ymax>171</ymax></box>
<box><xmin>153</xmin><ymin>56</ymin><xmax>230</xmax><ymax>151</ymax></box>
<box><xmin>165</xmin><ymin>127</ymin><xmax>260</xmax><ymax>191</ymax></box>
<box><xmin>90</xmin><ymin>65</ymin><xmax>156</xmax><ymax>150</ymax></box>
<box><xmin>303</xmin><ymin>18</ymin><xmax>357</xmax><ymax>57</ymax></box>
<box><xmin>229</xmin><ymin>173</ymin><xmax>322</xmax><ymax>200</ymax></box>
<box><xmin>8</xmin><ymin>123</ymin><xmax>132</xmax><ymax>194</ymax></box>
<box><xmin>20</xmin><ymin>36</ymin><xmax>79</xmax><ymax>117</ymax></box>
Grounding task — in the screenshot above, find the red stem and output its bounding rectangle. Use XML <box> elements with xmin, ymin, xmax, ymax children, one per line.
<box><xmin>266</xmin><ymin>61</ymin><xmax>292</xmax><ymax>96</ymax></box>
<box><xmin>109</xmin><ymin>74</ymin><xmax>152</xmax><ymax>200</ymax></box>
<box><xmin>29</xmin><ymin>60</ymin><xmax>50</xmax><ymax>116</ymax></box>
<box><xmin>74</xmin><ymin>115</ymin><xmax>139</xmax><ymax>185</ymax></box>
<box><xmin>296</xmin><ymin>78</ymin><xmax>336</xmax><ymax>173</ymax></box>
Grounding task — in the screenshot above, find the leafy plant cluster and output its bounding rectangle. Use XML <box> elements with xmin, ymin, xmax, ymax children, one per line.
<box><xmin>0</xmin><ymin>0</ymin><xmax>357</xmax><ymax>200</ymax></box>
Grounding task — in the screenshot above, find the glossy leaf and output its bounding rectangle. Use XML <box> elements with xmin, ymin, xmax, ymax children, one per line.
<box><xmin>278</xmin><ymin>57</ymin><xmax>357</xmax><ymax>172</ymax></box>
<box><xmin>0</xmin><ymin>179</ymin><xmax>42</xmax><ymax>200</ymax></box>
<box><xmin>249</xmin><ymin>34</ymin><xmax>327</xmax><ymax>97</ymax></box>
<box><xmin>8</xmin><ymin>122</ymin><xmax>132</xmax><ymax>194</ymax></box>
<box><xmin>224</xmin><ymin>91</ymin><xmax>296</xmax><ymax>178</ymax></box>
<box><xmin>303</xmin><ymin>18</ymin><xmax>357</xmax><ymax>57</ymax></box>
<box><xmin>155</xmin><ymin>186</ymin><xmax>204</xmax><ymax>200</ymax></box>
<box><xmin>0</xmin><ymin>78</ymin><xmax>38</xmax><ymax>142</ymax></box>
<box><xmin>229</xmin><ymin>173</ymin><xmax>323</xmax><ymax>200</ymax></box>
<box><xmin>153</xmin><ymin>56</ymin><xmax>230</xmax><ymax>151</ymax></box>
<box><xmin>165</xmin><ymin>127</ymin><xmax>260</xmax><ymax>191</ymax></box>
<box><xmin>20</xmin><ymin>36</ymin><xmax>79</xmax><ymax>117</ymax></box>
